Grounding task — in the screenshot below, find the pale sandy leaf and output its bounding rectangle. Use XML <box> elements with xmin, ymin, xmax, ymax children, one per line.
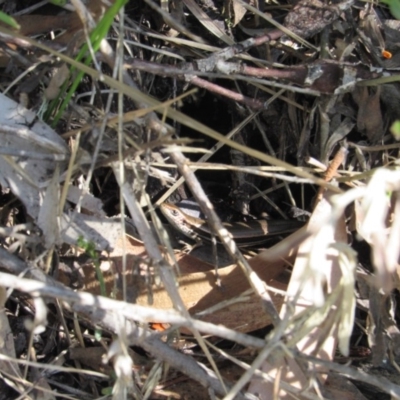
<box><xmin>37</xmin><ymin>165</ymin><xmax>60</xmax><ymax>248</ymax></box>
<box><xmin>247</xmin><ymin>191</ymin><xmax>348</xmax><ymax>399</ymax></box>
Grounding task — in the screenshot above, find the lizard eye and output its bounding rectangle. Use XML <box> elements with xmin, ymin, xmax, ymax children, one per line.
<box><xmin>171</xmin><ymin>210</ymin><xmax>179</xmax><ymax>217</ymax></box>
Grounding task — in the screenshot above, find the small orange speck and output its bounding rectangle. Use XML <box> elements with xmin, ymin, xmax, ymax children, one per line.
<box><xmin>382</xmin><ymin>50</ymin><xmax>392</xmax><ymax>59</ymax></box>
<box><xmin>150</xmin><ymin>322</ymin><xmax>168</xmax><ymax>332</ymax></box>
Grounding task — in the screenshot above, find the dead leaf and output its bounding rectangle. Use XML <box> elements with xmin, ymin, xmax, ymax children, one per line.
<box><xmin>66</xmin><ymin>185</ymin><xmax>106</xmax><ymax>217</ymax></box>
<box><xmin>70</xmin><ymin>234</ymin><xmax>299</xmax><ymax>333</ymax></box>
<box><xmin>60</xmin><ymin>213</ymin><xmax>127</xmax><ymax>251</ymax></box>
<box><xmin>29</xmin><ymin>371</ymin><xmax>56</xmax><ymax>400</ymax></box>
<box><xmin>322</xmin><ymin>372</ymin><xmax>369</xmax><ymax>400</ymax></box>
<box><xmin>44</xmin><ymin>64</ymin><xmax>69</xmax><ymax>101</ymax></box>
<box><xmin>0</xmin><ymin>287</ymin><xmax>24</xmax><ymax>393</ymax></box>
<box><xmin>37</xmin><ymin>165</ymin><xmax>60</xmax><ymax>249</ymax></box>
<box><xmin>231</xmin><ymin>0</ymin><xmax>247</xmax><ymax>27</ymax></box>
<box><xmin>248</xmin><ymin>191</ymin><xmax>350</xmax><ymax>398</ymax></box>
<box><xmin>354</xmin><ymin>169</ymin><xmax>400</xmax><ymax>291</ymax></box>
<box><xmin>0</xmin><ymin>93</ymin><xmax>67</xmax><ymax>220</ymax></box>
<box><xmin>352</xmin><ymin>86</ymin><xmax>383</xmax><ymax>142</ymax></box>
<box><xmin>284</xmin><ymin>0</ymin><xmax>353</xmax><ymax>39</ymax></box>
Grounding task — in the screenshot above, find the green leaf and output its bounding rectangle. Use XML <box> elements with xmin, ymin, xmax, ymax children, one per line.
<box><xmin>381</xmin><ymin>0</ymin><xmax>400</xmax><ymax>19</ymax></box>
<box><xmin>390</xmin><ymin>120</ymin><xmax>400</xmax><ymax>140</ymax></box>
<box><xmin>101</xmin><ymin>387</ymin><xmax>113</xmax><ymax>396</ymax></box>
<box><xmin>0</xmin><ymin>11</ymin><xmax>20</xmax><ymax>29</ymax></box>
<box><xmin>48</xmin><ymin>0</ymin><xmax>68</xmax><ymax>5</ymax></box>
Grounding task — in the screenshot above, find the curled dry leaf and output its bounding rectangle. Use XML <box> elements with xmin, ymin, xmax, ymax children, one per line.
<box><xmin>230</xmin><ymin>0</ymin><xmax>248</xmax><ymax>27</ymax></box>
<box><xmin>355</xmin><ymin>168</ymin><xmax>400</xmax><ymax>292</ymax></box>
<box><xmin>248</xmin><ymin>190</ymin><xmax>351</xmax><ymax>399</ymax></box>
<box><xmin>44</xmin><ymin>64</ymin><xmax>70</xmax><ymax>101</ymax></box>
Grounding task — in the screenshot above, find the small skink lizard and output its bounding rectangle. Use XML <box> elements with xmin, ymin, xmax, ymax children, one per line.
<box><xmin>160</xmin><ymin>202</ymin><xmax>304</xmax><ymax>247</ymax></box>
